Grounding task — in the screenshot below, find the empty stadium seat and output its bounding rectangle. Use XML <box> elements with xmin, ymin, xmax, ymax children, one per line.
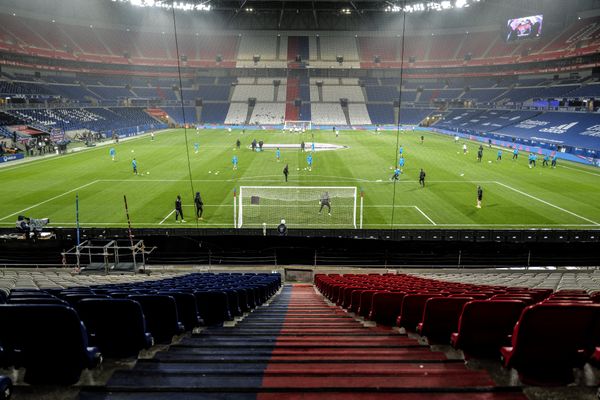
<box><xmin>76</xmin><ymin>298</ymin><xmax>153</xmax><ymax>358</ymax></box>
<box><xmin>128</xmin><ymin>295</ymin><xmax>185</xmax><ymax>344</ymax></box>
<box><xmin>500</xmin><ymin>303</ymin><xmax>600</xmax><ymax>385</ymax></box>
<box><xmin>0</xmin><ymin>304</ymin><xmax>101</xmax><ymax>385</ymax></box>
<box><xmin>416</xmin><ymin>297</ymin><xmax>473</xmax><ymax>343</ymax></box>
<box><xmin>157</xmin><ymin>291</ymin><xmax>202</xmax><ymax>331</ymax></box>
<box><xmin>194</xmin><ymin>290</ymin><xmax>232</xmax><ymax>325</ymax></box>
<box><xmin>451</xmin><ymin>300</ymin><xmax>527</xmax><ymax>358</ymax></box>
<box><xmin>368</xmin><ymin>291</ymin><xmax>404</xmax><ymax>325</ymax></box>
<box><xmin>396</xmin><ymin>293</ymin><xmax>444</xmax><ymax>331</ymax></box>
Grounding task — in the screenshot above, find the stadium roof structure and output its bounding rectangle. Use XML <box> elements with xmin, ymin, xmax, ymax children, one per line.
<box><xmin>4</xmin><ymin>0</ymin><xmax>600</xmax><ymax>31</ymax></box>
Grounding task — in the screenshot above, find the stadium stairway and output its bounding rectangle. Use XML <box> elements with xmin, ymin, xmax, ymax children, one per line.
<box><xmin>80</xmin><ymin>284</ymin><xmax>526</xmax><ymax>400</ymax></box>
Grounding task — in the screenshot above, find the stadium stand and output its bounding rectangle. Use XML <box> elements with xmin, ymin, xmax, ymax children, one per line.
<box><xmin>310</xmin><ymin>103</ymin><xmax>347</xmax><ymax>125</ymax></box>
<box><xmin>225</xmin><ymin>103</ymin><xmax>249</xmax><ymax>125</ymax></box>
<box><xmin>249</xmin><ymin>103</ymin><xmax>285</xmax><ymax>125</ymax></box>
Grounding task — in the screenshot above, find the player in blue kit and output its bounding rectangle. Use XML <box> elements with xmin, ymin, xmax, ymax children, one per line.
<box><xmin>528</xmin><ymin>153</ymin><xmax>537</xmax><ymax>168</ymax></box>
<box><xmin>391</xmin><ymin>167</ymin><xmax>400</xmax><ymax>181</ymax></box>
<box><xmin>232</xmin><ymin>155</ymin><xmax>238</xmax><ymax>170</ymax></box>
<box><xmin>497</xmin><ymin>150</ymin><xmax>502</xmax><ymax>161</ymax></box>
<box><xmin>399</xmin><ymin>145</ymin><xmax>404</xmax><ymax>156</ymax></box>
<box><xmin>551</xmin><ymin>154</ymin><xmax>558</xmax><ymax>168</ymax></box>
<box><xmin>276</xmin><ymin>147</ymin><xmax>281</xmax><ymax>162</ymax></box>
<box><xmin>398</xmin><ymin>156</ymin><xmax>405</xmax><ymax>172</ymax></box>
<box><xmin>194</xmin><ymin>143</ymin><xmax>199</xmax><ymax>154</ymax></box>
<box><xmin>513</xmin><ymin>148</ymin><xmax>519</xmax><ymax>160</ymax></box>
<box><xmin>542</xmin><ymin>154</ymin><xmax>550</xmax><ymax>167</ymax></box>
<box><xmin>109</xmin><ymin>147</ymin><xmax>116</xmax><ymax>161</ymax></box>
<box><xmin>132</xmin><ymin>158</ymin><xmax>137</xmax><ymax>175</ymax></box>
<box><xmin>307</xmin><ymin>153</ymin><xmax>313</xmax><ymax>171</ymax></box>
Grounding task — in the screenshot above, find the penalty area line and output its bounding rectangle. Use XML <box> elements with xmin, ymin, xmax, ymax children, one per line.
<box><xmin>159</xmin><ymin>209</ymin><xmax>176</xmax><ymax>225</ymax></box>
<box><xmin>494</xmin><ymin>181</ymin><xmax>600</xmax><ymax>226</ymax></box>
<box><xmin>413</xmin><ymin>206</ymin><xmax>437</xmax><ymax>225</ymax></box>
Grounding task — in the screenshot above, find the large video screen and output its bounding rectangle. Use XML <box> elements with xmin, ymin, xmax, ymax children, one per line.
<box><xmin>506</xmin><ymin>15</ymin><xmax>543</xmax><ymax>41</ymax></box>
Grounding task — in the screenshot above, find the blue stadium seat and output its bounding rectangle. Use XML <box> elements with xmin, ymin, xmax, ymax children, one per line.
<box><xmin>76</xmin><ymin>298</ymin><xmax>154</xmax><ymax>358</ymax></box>
<box><xmin>0</xmin><ymin>304</ymin><xmax>101</xmax><ymax>385</ymax></box>
<box><xmin>0</xmin><ymin>375</ymin><xmax>11</xmax><ymax>400</ymax></box>
<box><xmin>128</xmin><ymin>295</ymin><xmax>185</xmax><ymax>344</ymax></box>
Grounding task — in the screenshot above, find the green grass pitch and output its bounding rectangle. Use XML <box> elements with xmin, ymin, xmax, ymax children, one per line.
<box><xmin>1</xmin><ymin>128</ymin><xmax>599</xmax><ymax>229</ymax></box>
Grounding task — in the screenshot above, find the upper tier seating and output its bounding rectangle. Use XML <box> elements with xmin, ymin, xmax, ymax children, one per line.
<box><xmin>238</xmin><ymin>35</ymin><xmax>278</xmax><ymax>60</ymax></box>
<box><xmin>319</xmin><ymin>37</ymin><xmax>359</xmax><ymax>61</ymax></box>
<box><xmin>249</xmin><ymin>103</ymin><xmax>285</xmax><ymax>125</ymax></box>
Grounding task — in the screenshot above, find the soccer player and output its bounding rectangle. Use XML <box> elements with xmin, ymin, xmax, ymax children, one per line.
<box><xmin>175</xmin><ymin>195</ymin><xmax>185</xmax><ymax>222</ymax></box>
<box><xmin>109</xmin><ymin>147</ymin><xmax>116</xmax><ymax>161</ymax></box>
<box><xmin>259</xmin><ymin>140</ymin><xmax>264</xmax><ymax>151</ymax></box>
<box><xmin>194</xmin><ymin>143</ymin><xmax>199</xmax><ymax>154</ymax></box>
<box><xmin>391</xmin><ymin>167</ymin><xmax>400</xmax><ymax>181</ymax></box>
<box><xmin>488</xmin><ymin>138</ymin><xmax>492</xmax><ymax>148</ymax></box>
<box><xmin>300</xmin><ymin>141</ymin><xmax>305</xmax><ymax>152</ymax></box>
<box><xmin>420</xmin><ymin>135</ymin><xmax>424</xmax><ymax>144</ymax></box>
<box><xmin>399</xmin><ymin>156</ymin><xmax>405</xmax><ymax>172</ymax></box>
<box><xmin>335</xmin><ymin>127</ymin><xmax>339</xmax><ymax>138</ymax></box>
<box><xmin>307</xmin><ymin>153</ymin><xmax>313</xmax><ymax>171</ymax></box>
<box><xmin>419</xmin><ymin>168</ymin><xmax>426</xmax><ymax>187</ymax></box>
<box><xmin>455</xmin><ymin>135</ymin><xmax>460</xmax><ymax>143</ymax></box>
<box><xmin>497</xmin><ymin>150</ymin><xmax>502</xmax><ymax>161</ymax></box>
<box><xmin>232</xmin><ymin>155</ymin><xmax>238</xmax><ymax>170</ymax></box>
<box><xmin>276</xmin><ymin>147</ymin><xmax>281</xmax><ymax>162</ymax></box>
<box><xmin>551</xmin><ymin>154</ymin><xmax>557</xmax><ymax>168</ymax></box>
<box><xmin>477</xmin><ymin>147</ymin><xmax>483</xmax><ymax>162</ymax></box>
<box><xmin>194</xmin><ymin>192</ymin><xmax>203</xmax><ymax>220</ymax></box>
<box><xmin>151</xmin><ymin>132</ymin><xmax>155</xmax><ymax>141</ymax></box>
<box><xmin>319</xmin><ymin>191</ymin><xmax>331</xmax><ymax>215</ymax></box>
<box><xmin>542</xmin><ymin>154</ymin><xmax>550</xmax><ymax>167</ymax></box>
<box><xmin>512</xmin><ymin>148</ymin><xmax>519</xmax><ymax>160</ymax></box>
<box><xmin>528</xmin><ymin>153</ymin><xmax>536</xmax><ymax>168</ymax></box>
<box><xmin>463</xmin><ymin>143</ymin><xmax>468</xmax><ymax>154</ymax></box>
<box><xmin>251</xmin><ymin>139</ymin><xmax>257</xmax><ymax>152</ymax></box>
<box><xmin>311</xmin><ymin>141</ymin><xmax>315</xmax><ymax>152</ymax></box>
<box><xmin>283</xmin><ymin>164</ymin><xmax>289</xmax><ymax>182</ymax></box>
<box><xmin>132</xmin><ymin>158</ymin><xmax>137</xmax><ymax>175</ymax></box>
<box><xmin>236</xmin><ymin>139</ymin><xmax>241</xmax><ymax>150</ymax></box>
<box><xmin>399</xmin><ymin>145</ymin><xmax>404</xmax><ymax>156</ymax></box>
<box><xmin>476</xmin><ymin>186</ymin><xmax>483</xmax><ymax>209</ymax></box>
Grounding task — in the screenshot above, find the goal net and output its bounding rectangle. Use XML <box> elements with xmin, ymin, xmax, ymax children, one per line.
<box><xmin>283</xmin><ymin>120</ymin><xmax>312</xmax><ymax>132</ymax></box>
<box><xmin>238</xmin><ymin>186</ymin><xmax>358</xmax><ymax>229</ymax></box>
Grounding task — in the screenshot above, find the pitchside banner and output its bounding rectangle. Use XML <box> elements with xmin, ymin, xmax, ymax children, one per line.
<box><xmin>0</xmin><ymin>153</ymin><xmax>25</xmax><ymax>164</ymax></box>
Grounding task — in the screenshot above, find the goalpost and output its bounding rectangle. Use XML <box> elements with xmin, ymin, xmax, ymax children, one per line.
<box><xmin>283</xmin><ymin>120</ymin><xmax>312</xmax><ymax>132</ymax></box>
<box><xmin>238</xmin><ymin>186</ymin><xmax>360</xmax><ymax>229</ymax></box>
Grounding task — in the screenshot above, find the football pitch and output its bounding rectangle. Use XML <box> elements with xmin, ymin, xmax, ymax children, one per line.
<box><xmin>1</xmin><ymin>128</ymin><xmax>599</xmax><ymax>229</ymax></box>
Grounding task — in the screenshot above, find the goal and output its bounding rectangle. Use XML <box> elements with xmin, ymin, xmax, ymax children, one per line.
<box><xmin>283</xmin><ymin>120</ymin><xmax>312</xmax><ymax>132</ymax></box>
<box><xmin>238</xmin><ymin>186</ymin><xmax>360</xmax><ymax>229</ymax></box>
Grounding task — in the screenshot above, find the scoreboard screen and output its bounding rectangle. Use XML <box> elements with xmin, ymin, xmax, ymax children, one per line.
<box><xmin>506</xmin><ymin>15</ymin><xmax>543</xmax><ymax>41</ymax></box>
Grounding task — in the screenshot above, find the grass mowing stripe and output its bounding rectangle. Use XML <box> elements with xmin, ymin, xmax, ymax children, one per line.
<box><xmin>0</xmin><ymin>180</ymin><xmax>100</xmax><ymax>221</ymax></box>
<box><xmin>494</xmin><ymin>181</ymin><xmax>600</xmax><ymax>226</ymax></box>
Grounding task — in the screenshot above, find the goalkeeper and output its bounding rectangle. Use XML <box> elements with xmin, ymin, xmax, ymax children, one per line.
<box><xmin>319</xmin><ymin>191</ymin><xmax>331</xmax><ymax>216</ymax></box>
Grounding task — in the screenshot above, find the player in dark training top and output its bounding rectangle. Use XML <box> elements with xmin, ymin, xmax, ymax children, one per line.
<box><xmin>194</xmin><ymin>192</ymin><xmax>203</xmax><ymax>220</ymax></box>
<box><xmin>175</xmin><ymin>195</ymin><xmax>185</xmax><ymax>222</ymax></box>
<box><xmin>476</xmin><ymin>186</ymin><xmax>483</xmax><ymax>209</ymax></box>
<box><xmin>419</xmin><ymin>169</ymin><xmax>426</xmax><ymax>187</ymax></box>
<box><xmin>319</xmin><ymin>191</ymin><xmax>331</xmax><ymax>215</ymax></box>
<box><xmin>283</xmin><ymin>164</ymin><xmax>289</xmax><ymax>182</ymax></box>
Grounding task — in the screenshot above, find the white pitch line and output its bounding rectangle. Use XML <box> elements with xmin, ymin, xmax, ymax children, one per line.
<box><xmin>559</xmin><ymin>165</ymin><xmax>600</xmax><ymax>178</ymax></box>
<box><xmin>494</xmin><ymin>181</ymin><xmax>600</xmax><ymax>226</ymax></box>
<box><xmin>414</xmin><ymin>206</ymin><xmax>437</xmax><ymax>225</ymax></box>
<box><xmin>158</xmin><ymin>209</ymin><xmax>176</xmax><ymax>225</ymax></box>
<box><xmin>0</xmin><ymin>180</ymin><xmax>100</xmax><ymax>221</ymax></box>
<box><xmin>0</xmin><ymin>222</ymin><xmax>597</xmax><ymax>227</ymax></box>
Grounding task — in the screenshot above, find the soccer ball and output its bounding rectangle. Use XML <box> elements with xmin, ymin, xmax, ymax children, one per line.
<box><xmin>208</xmin><ymin>171</ymin><xmax>212</xmax><ymax>174</ymax></box>
<box><xmin>488</xmin><ymin>161</ymin><xmax>492</xmax><ymax>164</ymax></box>
<box><xmin>146</xmin><ymin>171</ymin><xmax>150</xmax><ymax>175</ymax></box>
<box><xmin>460</xmin><ymin>173</ymin><xmax>465</xmax><ymax>176</ymax></box>
<box><xmin>296</xmin><ymin>168</ymin><xmax>300</xmax><ymax>171</ymax></box>
<box><xmin>131</xmin><ymin>150</ymin><xmax>134</xmax><ymax>153</ymax></box>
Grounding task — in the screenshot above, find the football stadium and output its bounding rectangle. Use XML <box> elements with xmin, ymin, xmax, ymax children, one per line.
<box><xmin>0</xmin><ymin>0</ymin><xmax>600</xmax><ymax>398</ymax></box>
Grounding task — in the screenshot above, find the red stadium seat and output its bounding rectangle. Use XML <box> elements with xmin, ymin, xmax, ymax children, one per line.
<box><xmin>451</xmin><ymin>300</ymin><xmax>527</xmax><ymax>358</ymax></box>
<box><xmin>396</xmin><ymin>293</ymin><xmax>444</xmax><ymax>332</ymax></box>
<box><xmin>416</xmin><ymin>297</ymin><xmax>473</xmax><ymax>343</ymax></box>
<box><xmin>500</xmin><ymin>303</ymin><xmax>600</xmax><ymax>385</ymax></box>
<box><xmin>368</xmin><ymin>291</ymin><xmax>406</xmax><ymax>326</ymax></box>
